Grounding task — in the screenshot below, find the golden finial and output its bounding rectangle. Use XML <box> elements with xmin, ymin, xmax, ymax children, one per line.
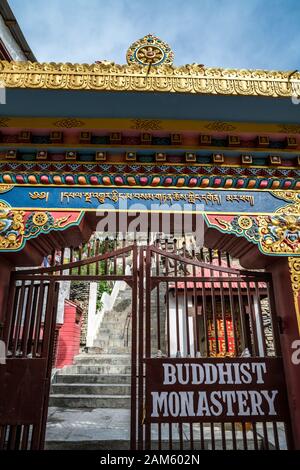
<box><xmin>126</xmin><ymin>34</ymin><xmax>174</xmax><ymax>66</ymax></box>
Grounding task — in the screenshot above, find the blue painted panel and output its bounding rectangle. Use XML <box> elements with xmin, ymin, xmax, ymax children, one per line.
<box><xmin>0</xmin><ymin>186</ymin><xmax>289</xmax><ymax>214</ymax></box>
<box><xmin>2</xmin><ymin>89</ymin><xmax>300</xmax><ymax>124</ymax></box>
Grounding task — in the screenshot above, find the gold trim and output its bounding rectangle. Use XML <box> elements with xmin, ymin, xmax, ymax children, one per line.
<box><xmin>0</xmin><ymin>183</ymin><xmax>299</xmax><ymax>194</ymax></box>
<box><xmin>0</xmin><ymin>117</ymin><xmax>299</xmax><ymax>134</ymax></box>
<box><xmin>0</xmin><ymin>60</ymin><xmax>298</xmax><ymax>97</ymax></box>
<box><xmin>0</xmin><ymin>184</ymin><xmax>14</xmax><ymax>193</ymax></box>
<box><xmin>3</xmin><ymin>207</ymin><xmax>298</xmax><ymax>215</ymax></box>
<box><xmin>288</xmin><ymin>257</ymin><xmax>300</xmax><ymax>334</ymax></box>
<box><xmin>0</xmin><ymin>182</ymin><xmax>300</xmax><ymax>193</ymax></box>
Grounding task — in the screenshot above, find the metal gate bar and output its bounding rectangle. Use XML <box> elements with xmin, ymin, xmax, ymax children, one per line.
<box><xmin>132</xmin><ymin>244</ymin><xmax>294</xmax><ymax>450</ymax></box>
<box><xmin>0</xmin><ymin>243</ymin><xmax>137</xmax><ymax>450</ymax></box>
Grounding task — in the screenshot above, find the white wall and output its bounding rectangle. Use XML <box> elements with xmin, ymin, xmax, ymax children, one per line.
<box><xmin>56</xmin><ymin>281</ymin><xmax>71</xmax><ymax>324</ymax></box>
<box><xmin>168</xmin><ymin>293</ymin><xmax>195</xmax><ymax>357</ymax></box>
<box><xmin>86</xmin><ymin>280</ymin><xmax>127</xmax><ymax>348</ymax></box>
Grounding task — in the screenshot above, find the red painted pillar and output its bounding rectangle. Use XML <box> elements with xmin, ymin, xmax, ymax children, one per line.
<box><xmin>268</xmin><ymin>257</ymin><xmax>300</xmax><ymax>449</ymax></box>
<box><xmin>55</xmin><ymin>300</ymin><xmax>82</xmax><ymax>368</ymax></box>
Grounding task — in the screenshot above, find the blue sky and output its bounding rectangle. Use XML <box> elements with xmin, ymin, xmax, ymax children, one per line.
<box><xmin>8</xmin><ymin>0</ymin><xmax>300</xmax><ymax>70</ymax></box>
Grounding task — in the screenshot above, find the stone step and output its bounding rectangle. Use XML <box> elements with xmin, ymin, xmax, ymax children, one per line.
<box><xmin>57</xmin><ymin>365</ymin><xmax>132</xmax><ymax>375</ymax></box>
<box><xmin>94</xmin><ymin>337</ymin><xmax>131</xmax><ymax>344</ymax></box>
<box><xmin>45</xmin><ymin>439</ymin><xmax>264</xmax><ymax>450</ymax></box>
<box><xmin>49</xmin><ymin>394</ymin><xmax>131</xmax><ymax>408</ymax></box>
<box><xmin>107</xmin><ymin>316</ymin><xmax>129</xmax><ymax>322</ymax></box>
<box><xmin>97</xmin><ymin>326</ymin><xmax>129</xmax><ymax>334</ymax></box>
<box><xmin>74</xmin><ymin>354</ymin><xmax>130</xmax><ymax>365</ymax></box>
<box><xmin>45</xmin><ymin>441</ymin><xmax>130</xmax><ymax>450</ymax></box>
<box><xmin>102</xmin><ymin>348</ymin><xmax>131</xmax><ymax>354</ymax></box>
<box><xmin>92</xmin><ymin>339</ymin><xmax>129</xmax><ymax>348</ymax></box>
<box><xmin>96</xmin><ymin>337</ymin><xmax>129</xmax><ymax>343</ymax></box>
<box><xmin>51</xmin><ymin>383</ymin><xmax>131</xmax><ymax>395</ymax></box>
<box><xmin>92</xmin><ymin>340</ymin><xmax>110</xmax><ymax>349</ymax></box>
<box><xmin>97</xmin><ymin>317</ymin><xmax>128</xmax><ymax>328</ymax></box>
<box><xmin>97</xmin><ymin>333</ymin><xmax>129</xmax><ymax>340</ymax></box>
<box><xmin>97</xmin><ymin>328</ymin><xmax>126</xmax><ymax>335</ymax></box>
<box><xmin>93</xmin><ymin>336</ymin><xmax>130</xmax><ymax>341</ymax></box>
<box><xmin>46</xmin><ymin>408</ymin><xmax>276</xmax><ymax>451</ymax></box>
<box><xmin>55</xmin><ymin>374</ymin><xmax>131</xmax><ymax>384</ymax></box>
<box><xmin>85</xmin><ymin>347</ymin><xmax>102</xmax><ymax>354</ymax></box>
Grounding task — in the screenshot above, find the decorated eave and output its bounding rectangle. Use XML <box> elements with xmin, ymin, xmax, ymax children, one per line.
<box><xmin>0</xmin><ymin>35</ymin><xmax>300</xmax><ymax>328</ymax></box>
<box><xmin>0</xmin><ymin>59</ymin><xmax>299</xmax><ymax>97</ymax></box>
<box><xmin>0</xmin><ymin>36</ymin><xmax>300</xmax><ymax>285</ymax></box>
<box><xmin>0</xmin><ymin>33</ymin><xmax>298</xmax><ymax>192</ymax></box>
<box><xmin>0</xmin><ymin>33</ymin><xmax>299</xmax><ymax>127</ymax></box>
<box><xmin>0</xmin><ymin>34</ymin><xmax>299</xmax><ymax>187</ymax></box>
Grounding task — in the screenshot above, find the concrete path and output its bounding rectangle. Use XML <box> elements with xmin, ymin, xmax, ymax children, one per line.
<box><xmin>45</xmin><ymin>407</ymin><xmax>130</xmax><ymax>450</ymax></box>
<box><xmin>46</xmin><ymin>406</ymin><xmax>288</xmax><ymax>450</ymax></box>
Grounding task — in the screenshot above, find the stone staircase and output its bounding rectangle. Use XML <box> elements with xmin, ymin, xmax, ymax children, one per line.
<box><xmin>92</xmin><ymin>284</ymin><xmax>132</xmax><ymax>354</ymax></box>
<box><xmin>50</xmin><ymin>354</ymin><xmax>131</xmax><ymax>409</ymax></box>
<box><xmin>46</xmin><ymin>284</ymin><xmax>132</xmax><ymax>449</ymax></box>
<box><xmin>49</xmin><ymin>285</ymin><xmax>132</xmax><ymax>409</ymax></box>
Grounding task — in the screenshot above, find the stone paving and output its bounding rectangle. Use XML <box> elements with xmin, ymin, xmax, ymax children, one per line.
<box><xmin>46</xmin><ymin>407</ymin><xmax>131</xmax><ymax>449</ymax></box>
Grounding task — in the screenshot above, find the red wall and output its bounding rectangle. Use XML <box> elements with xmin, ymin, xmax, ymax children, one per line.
<box><xmin>55</xmin><ymin>300</ymin><xmax>82</xmax><ymax>369</ymax></box>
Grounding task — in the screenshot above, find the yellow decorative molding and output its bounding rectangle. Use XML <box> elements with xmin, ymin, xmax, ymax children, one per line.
<box><xmin>271</xmin><ymin>191</ymin><xmax>300</xmax><ymax>205</ymax></box>
<box><xmin>257</xmin><ymin>193</ymin><xmax>300</xmax><ymax>255</ymax></box>
<box><xmin>0</xmin><ymin>60</ymin><xmax>298</xmax><ymax>97</ymax></box>
<box><xmin>288</xmin><ymin>257</ymin><xmax>300</xmax><ymax>334</ymax></box>
<box><xmin>0</xmin><ymin>206</ymin><xmax>25</xmax><ymax>250</ymax></box>
<box><xmin>0</xmin><ymin>184</ymin><xmax>14</xmax><ymax>194</ymax></box>
<box><xmin>0</xmin><ymin>116</ymin><xmax>300</xmax><ymax>134</ymax></box>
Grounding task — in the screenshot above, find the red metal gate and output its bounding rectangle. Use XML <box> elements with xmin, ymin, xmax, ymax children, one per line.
<box><xmin>131</xmin><ymin>243</ymin><xmax>294</xmax><ymax>450</ymax></box>
<box><xmin>0</xmin><ymin>244</ymin><xmax>137</xmax><ymax>450</ymax></box>
<box><xmin>0</xmin><ymin>278</ymin><xmax>59</xmax><ymax>450</ymax></box>
<box><xmin>0</xmin><ymin>240</ymin><xmax>294</xmax><ymax>450</ymax></box>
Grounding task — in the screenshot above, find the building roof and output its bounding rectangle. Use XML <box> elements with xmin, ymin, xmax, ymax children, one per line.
<box><xmin>0</xmin><ymin>26</ymin><xmax>296</xmax><ymax>99</ymax></box>
<box><xmin>0</xmin><ymin>0</ymin><xmax>36</xmax><ymax>61</ymax></box>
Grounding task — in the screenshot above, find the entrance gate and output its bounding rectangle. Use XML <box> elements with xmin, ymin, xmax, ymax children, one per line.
<box><xmin>131</xmin><ymin>244</ymin><xmax>294</xmax><ymax>450</ymax></box>
<box><xmin>0</xmin><ymin>244</ymin><xmax>137</xmax><ymax>450</ymax></box>
<box><xmin>0</xmin><ymin>241</ymin><xmax>294</xmax><ymax>450</ymax></box>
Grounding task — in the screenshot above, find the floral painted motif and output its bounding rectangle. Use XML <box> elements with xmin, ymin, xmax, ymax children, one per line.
<box><xmin>24</xmin><ymin>211</ymin><xmax>73</xmax><ymax>238</ymax></box>
<box><xmin>0</xmin><ymin>208</ymin><xmax>83</xmax><ymax>252</ymax></box>
<box><xmin>212</xmin><ymin>215</ymin><xmax>260</xmax><ymax>245</ymax></box>
<box><xmin>259</xmin><ymin>214</ymin><xmax>300</xmax><ymax>254</ymax></box>
<box><xmin>0</xmin><ymin>206</ymin><xmax>24</xmax><ymax>250</ymax></box>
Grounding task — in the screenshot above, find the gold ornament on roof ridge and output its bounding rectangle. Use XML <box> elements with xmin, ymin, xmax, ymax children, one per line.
<box><xmin>0</xmin><ymin>60</ymin><xmax>298</xmax><ymax>97</ymax></box>
<box><xmin>126</xmin><ymin>34</ymin><xmax>174</xmax><ymax>66</ymax></box>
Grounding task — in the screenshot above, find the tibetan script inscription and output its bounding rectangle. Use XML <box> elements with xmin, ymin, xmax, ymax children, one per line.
<box><xmin>60</xmin><ymin>190</ymin><xmax>223</xmax><ymax>205</ymax></box>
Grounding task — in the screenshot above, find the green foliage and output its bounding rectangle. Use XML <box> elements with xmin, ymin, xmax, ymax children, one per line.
<box><xmin>71</xmin><ymin>238</ymin><xmax>117</xmax><ymax>310</ymax></box>
<box><xmin>96</xmin><ymin>280</ymin><xmax>113</xmax><ymax>311</ymax></box>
